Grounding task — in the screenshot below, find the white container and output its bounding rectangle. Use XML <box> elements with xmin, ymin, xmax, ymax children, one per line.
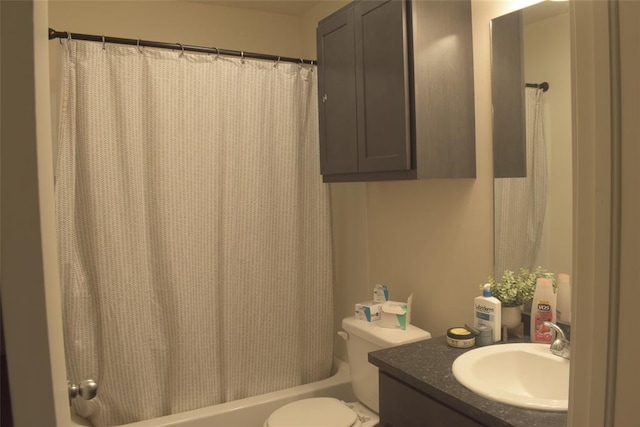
<box><xmin>355</xmin><ymin>301</ymin><xmax>383</xmax><ymax>322</ymax></box>
<box><xmin>557</xmin><ymin>273</ymin><xmax>571</xmax><ymax>323</ymax></box>
<box><xmin>380</xmin><ymin>302</ymin><xmax>408</xmax><ymax>329</ymax></box>
<box><xmin>474</xmin><ymin>284</ymin><xmax>502</xmax><ymax>342</ymax></box>
<box><xmin>379</xmin><ymin>294</ymin><xmax>413</xmax><ymax>330</ymax></box>
<box><xmin>530</xmin><ymin>277</ymin><xmax>557</xmax><ymax>343</ymax></box>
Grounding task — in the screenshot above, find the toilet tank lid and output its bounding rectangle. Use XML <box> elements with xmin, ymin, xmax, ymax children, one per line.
<box><xmin>342</xmin><ymin>317</ymin><xmax>431</xmax><ymax>348</ymax></box>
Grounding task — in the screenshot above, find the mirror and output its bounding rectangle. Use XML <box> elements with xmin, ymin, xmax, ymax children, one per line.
<box><xmin>491</xmin><ymin>1</ymin><xmax>572</xmax><ymax>280</ymax></box>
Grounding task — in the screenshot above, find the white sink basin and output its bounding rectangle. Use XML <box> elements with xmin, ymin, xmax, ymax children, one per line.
<box><xmin>452</xmin><ymin>343</ymin><xmax>569</xmax><ymax>411</ymax></box>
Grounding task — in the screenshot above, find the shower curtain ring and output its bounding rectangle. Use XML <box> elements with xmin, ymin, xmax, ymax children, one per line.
<box><xmin>211</xmin><ymin>47</ymin><xmax>220</xmax><ymax>61</ymax></box>
<box><xmin>241</xmin><ymin>51</ymin><xmax>245</xmax><ymax>64</ymax></box>
<box><xmin>102</xmin><ymin>35</ymin><xmax>106</xmax><ymax>50</ymax></box>
<box><xmin>178</xmin><ymin>43</ymin><xmax>185</xmax><ymax>58</ymax></box>
<box><xmin>61</xmin><ymin>31</ymin><xmax>71</xmax><ymax>49</ymax></box>
<box><xmin>137</xmin><ymin>39</ymin><xmax>144</xmax><ymax>54</ymax></box>
<box><xmin>273</xmin><ymin>56</ymin><xmax>281</xmax><ymax>68</ymax></box>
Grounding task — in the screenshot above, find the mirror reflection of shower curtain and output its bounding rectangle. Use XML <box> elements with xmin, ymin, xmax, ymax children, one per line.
<box><xmin>494</xmin><ymin>87</ymin><xmax>548</xmax><ymax>277</ymax></box>
<box><xmin>55</xmin><ymin>40</ymin><xmax>333</xmax><ymax>427</ymax></box>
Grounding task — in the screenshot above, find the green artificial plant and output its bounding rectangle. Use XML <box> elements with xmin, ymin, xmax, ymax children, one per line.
<box><xmin>486</xmin><ymin>266</ymin><xmax>556</xmax><ymax>307</ymax></box>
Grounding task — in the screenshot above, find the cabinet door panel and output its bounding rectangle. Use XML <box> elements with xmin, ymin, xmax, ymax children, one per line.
<box><xmin>491</xmin><ymin>10</ymin><xmax>526</xmax><ymax>178</ymax></box>
<box><xmin>355</xmin><ymin>0</ymin><xmax>411</xmax><ymax>173</ymax></box>
<box><xmin>412</xmin><ymin>0</ymin><xmax>477</xmax><ymax>178</ymax></box>
<box><xmin>379</xmin><ymin>373</ymin><xmax>486</xmax><ymax>427</ymax></box>
<box><xmin>317</xmin><ymin>10</ymin><xmax>359</xmax><ymax>175</ymax></box>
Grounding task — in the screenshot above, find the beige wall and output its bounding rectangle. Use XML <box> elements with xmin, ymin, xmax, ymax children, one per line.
<box><xmin>48</xmin><ymin>1</ymin><xmax>307</xmax><ymax>57</ymax></box>
<box><xmin>48</xmin><ymin>0</ymin><xmax>351</xmax><ymax>86</ymax></box>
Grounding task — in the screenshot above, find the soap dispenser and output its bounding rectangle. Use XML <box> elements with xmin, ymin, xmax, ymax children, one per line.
<box><xmin>474</xmin><ymin>284</ymin><xmax>502</xmax><ymax>342</ymax></box>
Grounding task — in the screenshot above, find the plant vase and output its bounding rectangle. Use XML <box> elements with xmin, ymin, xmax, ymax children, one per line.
<box><xmin>501</xmin><ymin>305</ymin><xmax>523</xmax><ymax>329</ymax></box>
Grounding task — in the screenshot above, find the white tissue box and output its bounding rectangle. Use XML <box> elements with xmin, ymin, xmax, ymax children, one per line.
<box><xmin>379</xmin><ymin>294</ymin><xmax>413</xmax><ymax>330</ymax></box>
<box><xmin>355</xmin><ymin>301</ymin><xmax>383</xmax><ymax>322</ymax></box>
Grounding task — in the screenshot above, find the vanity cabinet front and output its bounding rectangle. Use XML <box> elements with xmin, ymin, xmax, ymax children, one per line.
<box><xmin>379</xmin><ymin>372</ymin><xmax>486</xmax><ymax>427</ymax></box>
<box><xmin>316</xmin><ymin>0</ymin><xmax>476</xmax><ymax>183</ymax></box>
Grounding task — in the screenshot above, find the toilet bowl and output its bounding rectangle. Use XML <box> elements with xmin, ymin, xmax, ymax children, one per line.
<box><xmin>263</xmin><ymin>397</ymin><xmax>378</xmax><ymax>427</ymax></box>
<box><xmin>263</xmin><ymin>317</ymin><xmax>432</xmax><ymax>427</ymax></box>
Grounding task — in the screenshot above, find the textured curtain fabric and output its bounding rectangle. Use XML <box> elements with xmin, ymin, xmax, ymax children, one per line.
<box><xmin>55</xmin><ymin>40</ymin><xmax>333</xmax><ymax>427</ymax></box>
<box><xmin>494</xmin><ymin>87</ymin><xmax>548</xmax><ymax>277</ymax></box>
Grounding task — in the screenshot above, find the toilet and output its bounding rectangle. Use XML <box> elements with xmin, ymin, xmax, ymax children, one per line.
<box><xmin>263</xmin><ymin>316</ymin><xmax>432</xmax><ymax>427</ymax></box>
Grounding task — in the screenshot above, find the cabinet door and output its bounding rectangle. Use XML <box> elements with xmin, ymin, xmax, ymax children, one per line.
<box><xmin>317</xmin><ymin>9</ymin><xmax>359</xmax><ymax>175</ymax></box>
<box><xmin>491</xmin><ymin>9</ymin><xmax>526</xmax><ymax>178</ymax></box>
<box><xmin>379</xmin><ymin>373</ymin><xmax>486</xmax><ymax>427</ymax></box>
<box><xmin>354</xmin><ymin>0</ymin><xmax>411</xmax><ymax>173</ymax></box>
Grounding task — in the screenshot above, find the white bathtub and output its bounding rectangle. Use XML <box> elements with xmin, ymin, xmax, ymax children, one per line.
<box><xmin>71</xmin><ymin>358</ymin><xmax>356</xmax><ymax>427</ymax></box>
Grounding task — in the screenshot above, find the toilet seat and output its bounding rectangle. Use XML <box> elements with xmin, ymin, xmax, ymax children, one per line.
<box><xmin>265</xmin><ymin>397</ymin><xmax>362</xmax><ymax>427</ymax></box>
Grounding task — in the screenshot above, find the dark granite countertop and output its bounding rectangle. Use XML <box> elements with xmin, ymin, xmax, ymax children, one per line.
<box><xmin>368</xmin><ymin>336</ymin><xmax>567</xmax><ymax>427</ymax></box>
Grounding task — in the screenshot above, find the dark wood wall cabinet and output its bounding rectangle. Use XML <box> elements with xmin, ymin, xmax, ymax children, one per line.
<box><xmin>316</xmin><ymin>0</ymin><xmax>476</xmax><ymax>183</ymax></box>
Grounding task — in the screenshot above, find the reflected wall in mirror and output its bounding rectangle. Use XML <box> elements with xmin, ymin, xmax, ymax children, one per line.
<box><xmin>491</xmin><ymin>1</ymin><xmax>572</xmax><ymax>283</ymax></box>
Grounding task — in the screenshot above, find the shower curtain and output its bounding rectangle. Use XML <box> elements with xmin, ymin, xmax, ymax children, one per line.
<box><xmin>494</xmin><ymin>87</ymin><xmax>548</xmax><ymax>276</ymax></box>
<box><xmin>55</xmin><ymin>39</ymin><xmax>333</xmax><ymax>427</ymax></box>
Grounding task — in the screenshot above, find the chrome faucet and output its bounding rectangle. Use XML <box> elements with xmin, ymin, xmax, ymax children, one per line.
<box><xmin>543</xmin><ymin>321</ymin><xmax>570</xmax><ymax>360</ymax></box>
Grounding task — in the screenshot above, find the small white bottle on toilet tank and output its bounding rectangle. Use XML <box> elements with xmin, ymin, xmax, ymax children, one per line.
<box><xmin>474</xmin><ymin>284</ymin><xmax>502</xmax><ymax>342</ymax></box>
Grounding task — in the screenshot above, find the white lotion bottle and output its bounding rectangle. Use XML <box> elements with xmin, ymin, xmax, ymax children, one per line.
<box><xmin>556</xmin><ymin>273</ymin><xmax>572</xmax><ymax>323</ymax></box>
<box><xmin>530</xmin><ymin>278</ymin><xmax>557</xmax><ymax>343</ymax></box>
<box><xmin>474</xmin><ymin>284</ymin><xmax>502</xmax><ymax>342</ymax></box>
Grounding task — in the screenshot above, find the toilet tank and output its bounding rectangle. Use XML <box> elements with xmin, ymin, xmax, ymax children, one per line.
<box><xmin>341</xmin><ymin>317</ymin><xmax>431</xmax><ymax>413</ymax></box>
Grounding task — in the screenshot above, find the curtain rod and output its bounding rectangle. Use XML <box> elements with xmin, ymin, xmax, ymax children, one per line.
<box><xmin>526</xmin><ymin>82</ymin><xmax>550</xmax><ymax>92</ymax></box>
<box><xmin>48</xmin><ymin>28</ymin><xmax>316</xmax><ymax>65</ymax></box>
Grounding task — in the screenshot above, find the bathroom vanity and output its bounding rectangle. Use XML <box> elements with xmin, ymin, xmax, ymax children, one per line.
<box><xmin>369</xmin><ymin>336</ymin><xmax>567</xmax><ymax>427</ymax></box>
